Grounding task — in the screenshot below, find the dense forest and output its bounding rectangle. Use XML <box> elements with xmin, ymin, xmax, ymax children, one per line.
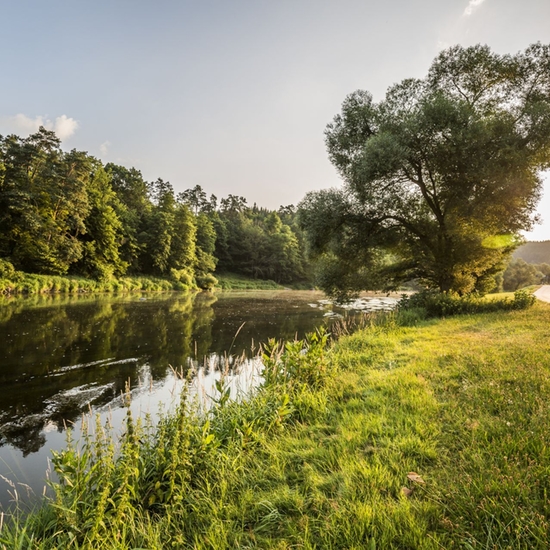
<box><xmin>0</xmin><ymin>129</ymin><xmax>308</xmax><ymax>288</ymax></box>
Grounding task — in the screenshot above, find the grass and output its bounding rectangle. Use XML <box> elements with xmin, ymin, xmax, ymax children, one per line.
<box><xmin>483</xmin><ymin>291</ymin><xmax>516</xmax><ymax>301</ymax></box>
<box><xmin>214</xmin><ymin>272</ymin><xmax>284</xmax><ymax>290</ymax></box>
<box><xmin>397</xmin><ymin>288</ymin><xmax>535</xmax><ymax>319</ymax></box>
<box><xmin>0</xmin><ymin>273</ymin><xmax>192</xmax><ymax>295</ymax></box>
<box><xmin>2</xmin><ymin>300</ymin><xmax>550</xmax><ymax>548</ymax></box>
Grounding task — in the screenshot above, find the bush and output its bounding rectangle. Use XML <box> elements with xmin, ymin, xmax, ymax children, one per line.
<box><xmin>169</xmin><ymin>268</ymin><xmax>195</xmax><ymax>289</ymax></box>
<box><xmin>196</xmin><ymin>272</ymin><xmax>218</xmax><ymax>290</ymax></box>
<box><xmin>510</xmin><ymin>288</ymin><xmax>536</xmax><ymax>309</ymax></box>
<box><xmin>398</xmin><ymin>289</ymin><xmax>536</xmax><ymax>318</ymax></box>
<box><xmin>0</xmin><ymin>258</ymin><xmax>16</xmax><ymax>279</ymax></box>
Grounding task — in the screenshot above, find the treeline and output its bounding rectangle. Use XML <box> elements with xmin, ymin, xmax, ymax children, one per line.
<box><xmin>502</xmin><ymin>241</ymin><xmax>550</xmax><ymax>290</ymax></box>
<box><xmin>0</xmin><ymin>128</ymin><xmax>308</xmax><ymax>288</ymax></box>
<box><xmin>502</xmin><ymin>258</ymin><xmax>550</xmax><ymax>290</ymax></box>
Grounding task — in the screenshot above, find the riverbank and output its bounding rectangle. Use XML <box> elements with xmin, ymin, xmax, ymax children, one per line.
<box><xmin>2</xmin><ymin>301</ymin><xmax>549</xmax><ymax>548</ymax></box>
<box><xmin>211</xmin><ymin>272</ymin><xmax>284</xmax><ymax>290</ymax></box>
<box><xmin>0</xmin><ymin>272</ymin><xmax>183</xmax><ymax>295</ymax></box>
<box><xmin>0</xmin><ymin>270</ymin><xmax>302</xmax><ymax>295</ymax></box>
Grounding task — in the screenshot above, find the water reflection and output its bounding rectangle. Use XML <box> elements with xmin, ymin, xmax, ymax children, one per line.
<box><xmin>0</xmin><ymin>290</ymin><xmax>335</xmax><ymax>456</ymax></box>
<box><xmin>0</xmin><ymin>292</ymin><xmax>215</xmax><ymax>455</ymax></box>
<box><xmin>0</xmin><ymin>289</ymin><xmax>398</xmax><ymax>509</ymax></box>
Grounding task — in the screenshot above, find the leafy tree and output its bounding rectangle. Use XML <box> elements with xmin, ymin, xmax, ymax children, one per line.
<box><xmin>0</xmin><ymin>132</ymin><xmax>308</xmax><ymax>287</ymax></box>
<box><xmin>106</xmin><ymin>163</ymin><xmax>151</xmax><ymax>272</ymax></box>
<box><xmin>74</xmin><ymin>163</ymin><xmax>127</xmax><ymax>280</ymax></box>
<box><xmin>0</xmin><ymin>129</ymin><xmax>90</xmax><ymax>274</ymax></box>
<box><xmin>194</xmin><ymin>213</ymin><xmax>218</xmax><ymax>289</ymax></box>
<box><xmin>503</xmin><ymin>258</ymin><xmax>545</xmax><ymax>291</ymax></box>
<box><xmin>299</xmin><ymin>44</ymin><xmax>550</xmax><ymax>298</ymax></box>
<box><xmin>178</xmin><ymin>185</ymin><xmax>218</xmax><ymax>216</ymax></box>
<box><xmin>213</xmin><ymin>205</ymin><xmax>306</xmax><ymax>283</ymax></box>
<box><xmin>168</xmin><ymin>202</ymin><xmax>197</xmax><ymax>274</ymax></box>
<box><xmin>263</xmin><ymin>213</ymin><xmax>305</xmax><ymax>283</ymax></box>
<box><xmin>140</xmin><ymin>178</ymin><xmax>176</xmax><ymax>275</ymax></box>
<box><xmin>220</xmin><ymin>194</ymin><xmax>247</xmax><ymax>213</ymax></box>
<box><xmin>178</xmin><ymin>184</ymin><xmax>208</xmax><ymax>215</ymax></box>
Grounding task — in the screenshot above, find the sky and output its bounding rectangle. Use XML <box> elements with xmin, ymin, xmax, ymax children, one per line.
<box><xmin>1</xmin><ymin>0</ymin><xmax>550</xmax><ymax>240</ymax></box>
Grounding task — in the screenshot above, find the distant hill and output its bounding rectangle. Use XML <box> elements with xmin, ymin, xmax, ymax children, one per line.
<box><xmin>513</xmin><ymin>241</ymin><xmax>550</xmax><ymax>264</ymax></box>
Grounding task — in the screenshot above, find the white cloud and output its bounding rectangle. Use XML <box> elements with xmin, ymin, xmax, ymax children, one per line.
<box><xmin>1</xmin><ymin>113</ymin><xmax>79</xmax><ymax>140</ymax></box>
<box><xmin>9</xmin><ymin>113</ymin><xmax>46</xmax><ymax>133</ymax></box>
<box><xmin>53</xmin><ymin>115</ymin><xmax>79</xmax><ymax>140</ymax></box>
<box><xmin>464</xmin><ymin>0</ymin><xmax>486</xmax><ymax>16</ymax></box>
<box><xmin>99</xmin><ymin>141</ymin><xmax>111</xmax><ymax>156</ymax></box>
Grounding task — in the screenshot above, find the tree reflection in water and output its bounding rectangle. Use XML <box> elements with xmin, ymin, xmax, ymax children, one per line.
<box><xmin>0</xmin><ymin>290</ymin><xmax>329</xmax><ymax>456</ymax></box>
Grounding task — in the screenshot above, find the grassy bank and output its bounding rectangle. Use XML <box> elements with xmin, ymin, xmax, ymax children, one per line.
<box><xmin>0</xmin><ymin>270</ymin><xmax>292</xmax><ymax>295</ymax></box>
<box><xmin>2</xmin><ymin>301</ymin><xmax>550</xmax><ymax>548</ymax></box>
<box><xmin>0</xmin><ymin>273</ymin><xmax>188</xmax><ymax>295</ymax></box>
<box><xmin>214</xmin><ymin>272</ymin><xmax>284</xmax><ymax>290</ymax></box>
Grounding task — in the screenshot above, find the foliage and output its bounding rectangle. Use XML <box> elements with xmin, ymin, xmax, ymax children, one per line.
<box><xmin>0</xmin><ymin>129</ymin><xmax>90</xmax><ymax>275</ymax></box>
<box><xmin>213</xmin><ymin>203</ymin><xmax>307</xmax><ymax>284</ymax></box>
<box><xmin>0</xmin><ymin>272</ymin><xmax>177</xmax><ymax>295</ymax></box>
<box><xmin>214</xmin><ymin>272</ymin><xmax>283</xmax><ymax>290</ymax></box>
<box><xmin>194</xmin><ymin>272</ymin><xmax>217</xmax><ymax>290</ymax></box>
<box><xmin>0</xmin><ymin>131</ymin><xmax>310</xmax><ymax>287</ymax></box>
<box><xmin>73</xmin><ymin>164</ymin><xmax>127</xmax><ymax>280</ymax></box>
<box><xmin>0</xmin><ymin>258</ymin><xmax>16</xmax><ymax>279</ymax></box>
<box><xmin>193</xmin><ymin>213</ymin><xmax>218</xmax><ymax>288</ymax></box>
<box><xmin>299</xmin><ymin>43</ymin><xmax>550</xmax><ymax>298</ymax></box>
<box><xmin>398</xmin><ymin>288</ymin><xmax>536</xmax><ymax>318</ymax></box>
<box><xmin>0</xmin><ymin>330</ymin><xmax>333</xmax><ymax>548</ymax></box>
<box><xmin>105</xmin><ymin>163</ymin><xmax>151</xmax><ymax>272</ymax></box>
<box><xmin>503</xmin><ymin>258</ymin><xmax>550</xmax><ymax>290</ymax></box>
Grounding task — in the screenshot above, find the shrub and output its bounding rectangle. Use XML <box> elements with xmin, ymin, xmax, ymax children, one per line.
<box><xmin>511</xmin><ymin>288</ymin><xmax>536</xmax><ymax>309</ymax></box>
<box><xmin>0</xmin><ymin>258</ymin><xmax>16</xmax><ymax>279</ymax></box>
<box><xmin>196</xmin><ymin>272</ymin><xmax>218</xmax><ymax>290</ymax></box>
<box><xmin>398</xmin><ymin>288</ymin><xmax>536</xmax><ymax>318</ymax></box>
<box><xmin>169</xmin><ymin>268</ymin><xmax>195</xmax><ymax>289</ymax></box>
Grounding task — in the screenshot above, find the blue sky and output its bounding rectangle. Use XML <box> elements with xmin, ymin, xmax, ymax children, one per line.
<box><xmin>1</xmin><ymin>0</ymin><xmax>550</xmax><ymax>240</ymax></box>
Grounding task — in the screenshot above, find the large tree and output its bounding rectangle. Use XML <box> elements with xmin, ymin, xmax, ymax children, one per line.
<box><xmin>74</xmin><ymin>163</ymin><xmax>127</xmax><ymax>280</ymax></box>
<box><xmin>0</xmin><ymin>129</ymin><xmax>90</xmax><ymax>275</ymax></box>
<box><xmin>106</xmin><ymin>163</ymin><xmax>151</xmax><ymax>272</ymax></box>
<box><xmin>299</xmin><ymin>44</ymin><xmax>550</xmax><ymax>297</ymax></box>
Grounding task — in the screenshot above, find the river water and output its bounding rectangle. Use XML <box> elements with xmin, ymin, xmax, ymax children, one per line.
<box><xmin>0</xmin><ymin>289</ymin><xmax>398</xmax><ymax>510</ymax></box>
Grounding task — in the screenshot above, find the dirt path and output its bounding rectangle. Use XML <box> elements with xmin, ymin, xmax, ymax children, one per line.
<box><xmin>534</xmin><ymin>285</ymin><xmax>550</xmax><ymax>303</ymax></box>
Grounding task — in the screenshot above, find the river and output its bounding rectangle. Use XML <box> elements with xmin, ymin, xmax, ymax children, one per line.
<box><xmin>0</xmin><ymin>289</ymin><xmax>398</xmax><ymax>510</ymax></box>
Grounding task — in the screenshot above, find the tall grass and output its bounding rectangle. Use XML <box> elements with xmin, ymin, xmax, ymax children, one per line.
<box><xmin>0</xmin><ymin>331</ymin><xmax>333</xmax><ymax>549</ymax></box>
<box><xmin>0</xmin><ymin>273</ymin><xmax>186</xmax><ymax>296</ymax></box>
<box><xmin>214</xmin><ymin>272</ymin><xmax>284</xmax><ymax>290</ymax></box>
<box><xmin>2</xmin><ymin>298</ymin><xmax>550</xmax><ymax>548</ymax></box>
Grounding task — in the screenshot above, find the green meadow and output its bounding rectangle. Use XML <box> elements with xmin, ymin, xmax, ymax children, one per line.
<box><xmin>2</xmin><ymin>297</ymin><xmax>549</xmax><ymax>549</ymax></box>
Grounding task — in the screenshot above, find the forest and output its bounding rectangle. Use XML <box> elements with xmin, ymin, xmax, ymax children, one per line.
<box><xmin>1</xmin><ymin>123</ymin><xmax>549</xmax><ymax>296</ymax></box>
<box><xmin>0</xmin><ymin>128</ymin><xmax>308</xmax><ymax>289</ymax></box>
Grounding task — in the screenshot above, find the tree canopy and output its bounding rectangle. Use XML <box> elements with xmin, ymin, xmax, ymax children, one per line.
<box><xmin>0</xmin><ymin>131</ymin><xmax>309</xmax><ymax>287</ymax></box>
<box><xmin>299</xmin><ymin>43</ymin><xmax>550</xmax><ymax>298</ymax></box>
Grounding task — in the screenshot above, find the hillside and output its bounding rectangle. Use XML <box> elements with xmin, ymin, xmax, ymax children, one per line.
<box><xmin>513</xmin><ymin>240</ymin><xmax>550</xmax><ymax>264</ymax></box>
